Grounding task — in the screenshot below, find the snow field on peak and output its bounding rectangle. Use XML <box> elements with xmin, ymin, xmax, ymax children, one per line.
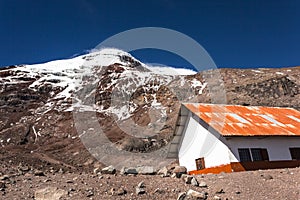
<box><xmin>10</xmin><ymin>48</ymin><xmax>130</xmax><ymax>100</ymax></box>
<box><xmin>144</xmin><ymin>64</ymin><xmax>197</xmax><ymax>76</ymax></box>
<box><xmin>4</xmin><ymin>48</ymin><xmax>207</xmax><ymax>122</ymax></box>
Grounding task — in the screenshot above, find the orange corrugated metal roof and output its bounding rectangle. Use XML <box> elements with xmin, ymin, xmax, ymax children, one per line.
<box><xmin>183</xmin><ymin>103</ymin><xmax>300</xmax><ymax>136</ymax></box>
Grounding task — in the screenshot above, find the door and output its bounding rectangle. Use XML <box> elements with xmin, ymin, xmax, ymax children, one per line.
<box><xmin>195</xmin><ymin>157</ymin><xmax>205</xmax><ymax>170</ymax></box>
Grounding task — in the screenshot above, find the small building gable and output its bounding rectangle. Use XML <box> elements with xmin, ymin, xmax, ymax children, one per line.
<box><xmin>175</xmin><ymin>103</ymin><xmax>300</xmax><ymax>174</ymax></box>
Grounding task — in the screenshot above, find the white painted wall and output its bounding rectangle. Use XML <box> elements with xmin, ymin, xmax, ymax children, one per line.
<box><xmin>178</xmin><ymin>115</ymin><xmax>237</xmax><ymax>171</ymax></box>
<box><xmin>225</xmin><ymin>137</ymin><xmax>300</xmax><ymax>161</ymax></box>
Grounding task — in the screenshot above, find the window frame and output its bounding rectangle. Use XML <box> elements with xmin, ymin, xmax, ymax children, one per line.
<box><xmin>238</xmin><ymin>148</ymin><xmax>269</xmax><ymax>162</ymax></box>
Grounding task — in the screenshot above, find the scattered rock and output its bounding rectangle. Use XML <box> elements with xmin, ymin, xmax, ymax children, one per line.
<box><xmin>58</xmin><ymin>168</ymin><xmax>64</xmax><ymax>174</ymax></box>
<box><xmin>153</xmin><ymin>188</ymin><xmax>165</xmax><ymax>194</ymax></box>
<box><xmin>261</xmin><ymin>174</ymin><xmax>273</xmax><ymax>180</ymax></box>
<box><xmin>171</xmin><ymin>173</ymin><xmax>177</xmax><ymax>178</ymax></box>
<box><xmin>120</xmin><ymin>167</ymin><xmax>138</xmax><ymax>175</ymax></box>
<box><xmin>137</xmin><ymin>181</ymin><xmax>145</xmax><ymax>188</ymax></box>
<box><xmin>83</xmin><ymin>158</ymin><xmax>94</xmax><ymax>166</ymax></box>
<box><xmin>116</xmin><ymin>188</ymin><xmax>127</xmax><ymax>195</ymax></box>
<box><xmin>136</xmin><ymin>166</ymin><xmax>156</xmax><ymax>175</ymax></box>
<box><xmin>34</xmin><ymin>170</ymin><xmax>45</xmax><ymax>176</ymax></box>
<box><xmin>186</xmin><ymin>189</ymin><xmax>207</xmax><ymax>199</ymax></box>
<box><xmin>121</xmin><ymin>166</ymin><xmax>156</xmax><ymax>175</ymax></box>
<box><xmin>182</xmin><ymin>175</ymin><xmax>193</xmax><ymax>184</ymax></box>
<box><xmin>0</xmin><ymin>175</ymin><xmax>9</xmax><ymax>181</ymax></box>
<box><xmin>157</xmin><ymin>166</ymin><xmax>169</xmax><ymax>177</ymax></box>
<box><xmin>182</xmin><ymin>175</ymin><xmax>200</xmax><ymax>186</ymax></box>
<box><xmin>177</xmin><ymin>192</ymin><xmax>186</xmax><ymax>200</ymax></box>
<box><xmin>213</xmin><ymin>195</ymin><xmax>221</xmax><ymax>200</ymax></box>
<box><xmin>199</xmin><ymin>181</ymin><xmax>207</xmax><ymax>188</ymax></box>
<box><xmin>191</xmin><ymin>177</ymin><xmax>199</xmax><ymax>186</ymax></box>
<box><xmin>173</xmin><ymin>166</ymin><xmax>187</xmax><ymax>178</ymax></box>
<box><xmin>18</xmin><ymin>166</ymin><xmax>30</xmax><ymax>172</ymax></box>
<box><xmin>34</xmin><ymin>187</ymin><xmax>68</xmax><ymax>200</ymax></box>
<box><xmin>93</xmin><ymin>168</ymin><xmax>101</xmax><ymax>174</ymax></box>
<box><xmin>215</xmin><ymin>188</ymin><xmax>225</xmax><ymax>194</ymax></box>
<box><xmin>136</xmin><ymin>181</ymin><xmax>146</xmax><ymax>195</ymax></box>
<box><xmin>0</xmin><ymin>182</ymin><xmax>5</xmax><ymax>189</ymax></box>
<box><xmin>135</xmin><ymin>187</ymin><xmax>145</xmax><ymax>195</ymax></box>
<box><xmin>108</xmin><ymin>188</ymin><xmax>115</xmax><ymax>195</ymax></box>
<box><xmin>101</xmin><ymin>165</ymin><xmax>116</xmax><ymax>174</ymax></box>
<box><xmin>85</xmin><ymin>189</ymin><xmax>94</xmax><ymax>197</ymax></box>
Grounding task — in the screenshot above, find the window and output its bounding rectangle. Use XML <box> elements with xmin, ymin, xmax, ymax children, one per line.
<box><xmin>251</xmin><ymin>148</ymin><xmax>269</xmax><ymax>161</ymax></box>
<box><xmin>195</xmin><ymin>158</ymin><xmax>205</xmax><ymax>170</ymax></box>
<box><xmin>251</xmin><ymin>148</ymin><xmax>263</xmax><ymax>161</ymax></box>
<box><xmin>238</xmin><ymin>148</ymin><xmax>252</xmax><ymax>162</ymax></box>
<box><xmin>238</xmin><ymin>148</ymin><xmax>269</xmax><ymax>162</ymax></box>
<box><xmin>290</xmin><ymin>148</ymin><xmax>300</xmax><ymax>160</ymax></box>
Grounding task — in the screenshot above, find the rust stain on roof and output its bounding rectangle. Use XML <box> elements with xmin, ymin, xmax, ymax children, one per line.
<box><xmin>183</xmin><ymin>103</ymin><xmax>300</xmax><ymax>136</ymax></box>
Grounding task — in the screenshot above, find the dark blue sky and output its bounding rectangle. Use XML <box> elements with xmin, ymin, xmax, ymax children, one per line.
<box><xmin>0</xmin><ymin>0</ymin><xmax>300</xmax><ymax>69</ymax></box>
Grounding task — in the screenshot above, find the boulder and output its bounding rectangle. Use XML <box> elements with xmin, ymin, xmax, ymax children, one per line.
<box><xmin>101</xmin><ymin>165</ymin><xmax>116</xmax><ymax>174</ymax></box>
<box><xmin>186</xmin><ymin>189</ymin><xmax>207</xmax><ymax>199</ymax></box>
<box><xmin>136</xmin><ymin>166</ymin><xmax>156</xmax><ymax>175</ymax></box>
<box><xmin>34</xmin><ymin>187</ymin><xmax>68</xmax><ymax>200</ymax></box>
<box><xmin>191</xmin><ymin>177</ymin><xmax>199</xmax><ymax>187</ymax></box>
<box><xmin>120</xmin><ymin>167</ymin><xmax>138</xmax><ymax>175</ymax></box>
<box><xmin>199</xmin><ymin>181</ymin><xmax>207</xmax><ymax>188</ymax></box>
<box><xmin>157</xmin><ymin>166</ymin><xmax>169</xmax><ymax>177</ymax></box>
<box><xmin>182</xmin><ymin>175</ymin><xmax>193</xmax><ymax>184</ymax></box>
<box><xmin>173</xmin><ymin>166</ymin><xmax>187</xmax><ymax>178</ymax></box>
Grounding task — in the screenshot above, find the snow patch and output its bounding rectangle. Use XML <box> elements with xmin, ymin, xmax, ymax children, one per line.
<box><xmin>190</xmin><ymin>79</ymin><xmax>207</xmax><ymax>94</ymax></box>
<box><xmin>145</xmin><ymin>64</ymin><xmax>197</xmax><ymax>75</ymax></box>
<box><xmin>252</xmin><ymin>70</ymin><xmax>263</xmax><ymax>73</ymax></box>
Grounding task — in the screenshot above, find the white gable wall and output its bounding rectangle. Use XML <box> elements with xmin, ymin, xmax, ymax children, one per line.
<box><xmin>178</xmin><ymin>115</ymin><xmax>238</xmax><ymax>171</ymax></box>
<box><xmin>225</xmin><ymin>137</ymin><xmax>300</xmax><ymax>161</ymax></box>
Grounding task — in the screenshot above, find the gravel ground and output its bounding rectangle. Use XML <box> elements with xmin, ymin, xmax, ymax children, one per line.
<box><xmin>0</xmin><ymin>165</ymin><xmax>299</xmax><ymax>200</ymax></box>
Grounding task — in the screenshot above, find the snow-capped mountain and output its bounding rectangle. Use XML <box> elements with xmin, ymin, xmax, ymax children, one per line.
<box><xmin>1</xmin><ymin>48</ymin><xmax>205</xmax><ymax>118</ymax></box>
<box><xmin>0</xmin><ymin>48</ymin><xmax>208</xmax><ymax>149</ymax></box>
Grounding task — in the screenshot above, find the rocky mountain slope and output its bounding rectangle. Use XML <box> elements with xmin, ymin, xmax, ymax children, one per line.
<box><xmin>0</xmin><ymin>48</ymin><xmax>299</xmax><ymax>172</ymax></box>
